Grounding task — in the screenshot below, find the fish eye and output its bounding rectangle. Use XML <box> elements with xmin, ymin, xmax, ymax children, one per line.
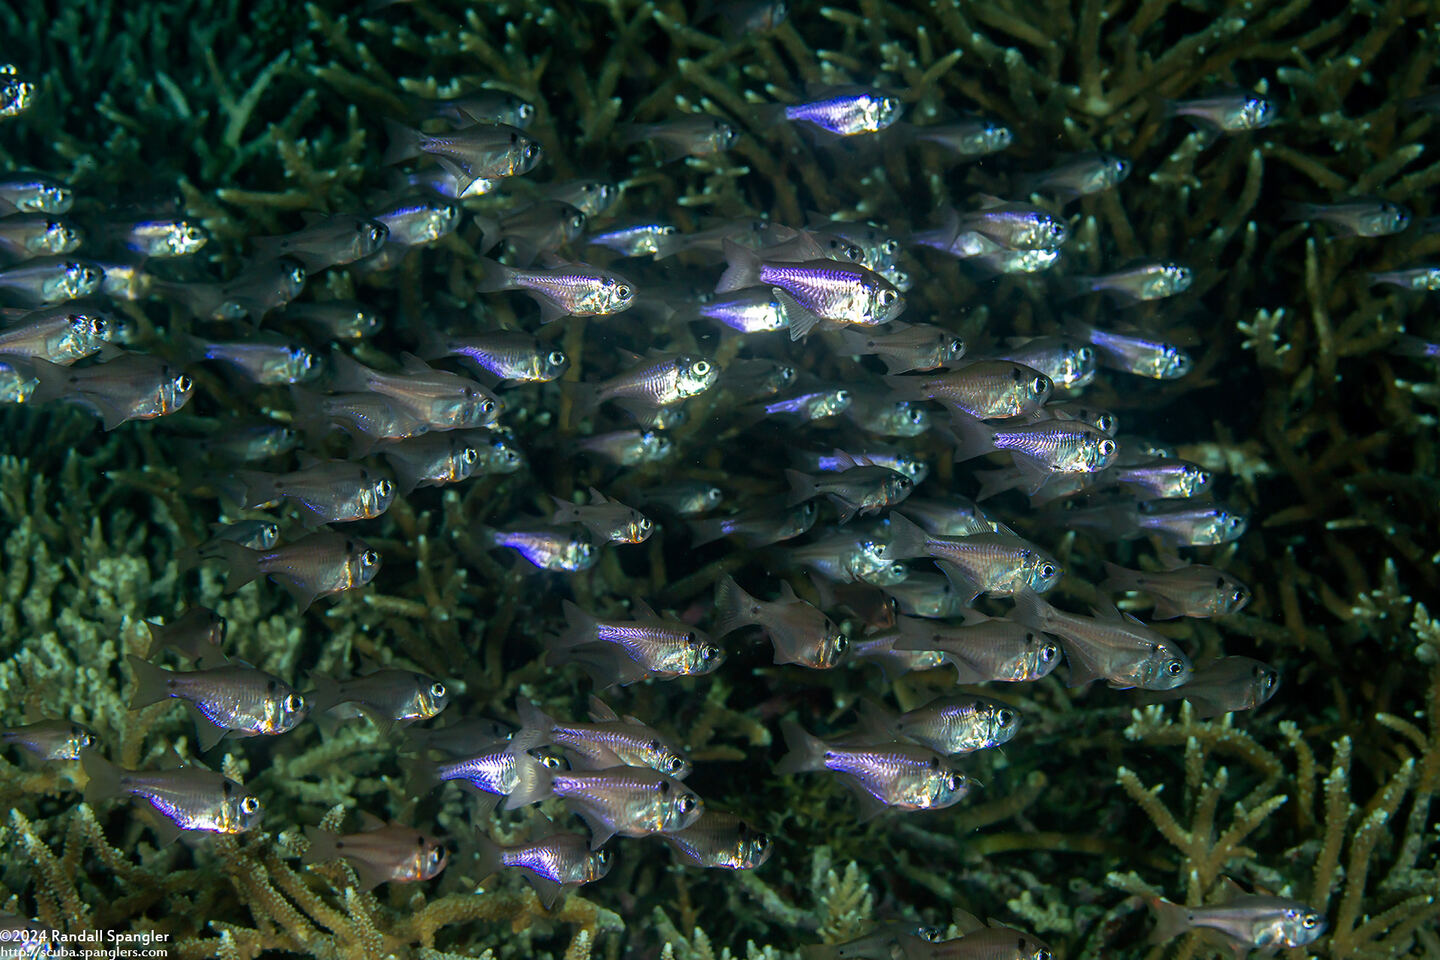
<box><xmin>701</xmin><ymin>643</ymin><xmax>719</xmax><ymax>661</ymax></box>
<box><xmin>693</xmin><ymin>359</ymin><xmax>711</xmax><ymax>376</ymax></box>
<box><xmin>361</xmin><ymin>549</ymin><xmax>380</xmax><ymax>566</ymax></box>
<box><xmin>1098</xmin><ymin>438</ymin><xmax>1117</xmax><ymax>457</ymax></box>
<box><xmin>78</xmin><ymin>731</ymin><xmax>94</xmax><ymax>747</ymax></box>
<box><xmin>518</xmin><ymin>103</ymin><xmax>535</xmax><ymax>122</ymax></box>
<box><xmin>290</xmin><ymin>265</ymin><xmax>306</xmax><ymax>284</ymax></box>
<box><xmin>174</xmin><ymin>374</ymin><xmax>193</xmax><ymax>393</ymax></box>
<box><xmin>1040</xmin><ymin>641</ymin><xmax>1058</xmax><ymax>662</ymax></box>
<box><xmin>707</xmin><ymin>487</ymin><xmax>722</xmax><ymax>502</ymax></box>
<box><xmin>570</xmin><ymin>214</ymin><xmax>585</xmax><ymax>231</ymax></box>
<box><xmin>376</xmin><ymin>479</ymin><xmax>393</xmax><ymax>498</ymax></box>
<box><xmin>480</xmin><ymin>397</ymin><xmax>496</xmax><ymax>414</ymax></box>
<box><xmin>1166</xmin><ymin>660</ymin><xmax>1183</xmax><ymax>675</ymax></box>
<box><xmin>879</xmin><ymin>289</ymin><xmax>897</xmax><ymax>306</ymax></box>
<box><xmin>616</xmin><ymin>283</ymin><xmax>633</xmax><ymax>300</ymax></box>
<box><xmin>996</xmin><ymin>708</ymin><xmax>1015</xmax><ymax>726</ymax></box>
<box><xmin>832</xmin><ymin>635</ymin><xmax>848</xmax><ymax>654</ymax></box>
<box><xmin>1040</xmin><ymin>562</ymin><xmax>1057</xmax><ymax>579</ymax></box>
<box><xmin>667</xmin><ymin>757</ymin><xmax>684</xmax><ymax>772</ymax></box>
<box><xmin>1076</xmin><ymin>346</ymin><xmax>1094</xmax><ymax>363</ymax></box>
<box><xmin>596</xmin><ymin>848</ymin><xmax>612</xmax><ymax>865</ymax></box>
<box><xmin>548</xmin><ymin>350</ymin><xmax>566</xmax><ymax>365</ymax></box>
<box><xmin>638</xmin><ymin>517</ymin><xmax>653</xmax><ymax>532</ymax></box>
<box><xmin>835</xmin><ymin>389</ymin><xmax>850</xmax><ymax>402</ymax></box>
<box><xmin>945</xmin><ymin>772</ymin><xmax>963</xmax><ymax>790</ymax></box>
<box><xmin>503</xmin><ymin>449</ymin><xmax>520</xmax><ymax>464</ymax></box>
<box><xmin>461</xmin><ymin>445</ymin><xmax>480</xmax><ymax>464</ymax></box>
<box><xmin>1031</xmin><ymin>375</ymin><xmax>1051</xmax><ymax>396</ymax></box>
<box><xmin>882</xmin><ymin>97</ymin><xmax>900</xmax><ymax>112</ymax></box>
<box><xmin>429</xmin><ymin>681</ymin><xmax>446</xmax><ymax>698</ymax></box>
<box><xmin>1096</xmin><ymin>414</ymin><xmax>1115</xmax><ymax>433</ymax></box>
<box><xmin>1232</xmin><ymin>587</ymin><xmax>1247</xmax><ymax>603</ymax></box>
<box><xmin>1302</xmin><ymin>913</ymin><xmax>1319</xmax><ymax>929</ymax></box>
<box><xmin>1036</xmin><ymin>950</ymin><xmax>1053</xmax><ymax>960</ymax></box>
<box><xmin>882</xmin><ymin>239</ymin><xmax>900</xmax><ymax>256</ymax></box>
<box><xmin>284</xmin><ymin>693</ymin><xmax>305</xmax><ymax>712</ymax></box>
<box><xmin>241</xmin><ymin>796</ymin><xmax>261</xmax><ymax>814</ymax></box>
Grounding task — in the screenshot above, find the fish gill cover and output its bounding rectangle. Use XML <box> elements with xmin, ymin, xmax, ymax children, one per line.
<box><xmin>0</xmin><ymin>0</ymin><xmax>1436</xmax><ymax>957</ymax></box>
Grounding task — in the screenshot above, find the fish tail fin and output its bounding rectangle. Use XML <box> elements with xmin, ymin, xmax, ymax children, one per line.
<box><xmin>1100</xmin><ymin>561</ymin><xmax>1138</xmax><ymax>596</ymax></box>
<box><xmin>774</xmin><ymin>719</ymin><xmax>826</xmax><ymax>775</ymax></box>
<box><xmin>189</xmin><ymin>539</ymin><xmax>261</xmax><ymax>593</ymax></box>
<box><xmin>326</xmin><ymin>349</ymin><xmax>372</xmax><ymax>393</ymax></box>
<box><xmin>472</xmin><ymin>215</ymin><xmax>502</xmax><ymax>257</ymax></box>
<box><xmin>125</xmin><ymin>654</ymin><xmax>174</xmax><ymax>710</ymax></box>
<box><xmin>882</xmin><ymin>373</ymin><xmax>924</xmax><ymax>398</ymax></box>
<box><xmin>1009</xmin><ymin>586</ymin><xmax>1049</xmax><ymax>629</ymax></box>
<box><xmin>948</xmin><ymin>410</ymin><xmax>996</xmax><ymax>462</ymax></box>
<box><xmin>565</xmin><ymin>381</ymin><xmax>603</xmax><ymax>419</ymax></box>
<box><xmin>553</xmin><ymin>599</ymin><xmax>598</xmax><ymax>649</ymax></box>
<box><xmin>1389</xmin><ymin>333</ymin><xmax>1439</xmax><ymax>358</ymax></box>
<box><xmin>472</xmin><ymin>831</ymin><xmax>505</xmax><ymax>881</ymax></box>
<box><xmin>1281</xmin><ymin>201</ymin><xmax>1318</xmax><ymax>223</ymax></box>
<box><xmin>712</xmin><ymin>574</ymin><xmax>760</xmax><ymax>637</ymax></box>
<box><xmin>81</xmin><ymin>751</ymin><xmax>125</xmax><ymax>805</ymax></box>
<box><xmin>502</xmin><ymin>750</ymin><xmax>553</xmax><ymax>809</ymax></box>
<box><xmin>381</xmin><ymin>119</ymin><xmax>424</xmax><ymax>166</ymax></box>
<box><xmin>301</xmin><ymin>825</ymin><xmax>340</xmax><ymax>865</ymax></box>
<box><xmin>411</xmin><ymin>323</ymin><xmax>452</xmax><ymax>361</ymax></box>
<box><xmin>855</xmin><ymin>697</ymin><xmax>900</xmax><ymax>741</ymax></box>
<box><xmin>549</xmin><ymin>494</ymin><xmax>583</xmax><ymax>525</ymax></box>
<box><xmin>400</xmin><ymin>755</ymin><xmax>441</xmax><ymax>796</ymax></box>
<box><xmin>307</xmin><ymin>671</ymin><xmax>343</xmax><ymax>717</ymax></box>
<box><xmin>883</xmin><ymin>512</ymin><xmax>928</xmax><ymax>559</ymax></box>
<box><xmin>475</xmin><ymin>257</ymin><xmax>519</xmax><ymax>294</ymax></box>
<box><xmin>783</xmin><ymin>469</ymin><xmax>818</xmax><ymax>508</ymax></box>
<box><xmin>974</xmin><ymin>466</ymin><xmax>1025</xmax><ymax>502</ymax></box>
<box><xmin>1145</xmin><ymin>896</ymin><xmax>1192</xmax><ymax>946</ymax></box>
<box><xmin>688</xmin><ymin>516</ymin><xmax>729</xmax><ymax>547</ymax></box>
<box><xmin>514</xmin><ymin>698</ymin><xmax>556</xmax><ymax>745</ymax></box>
<box><xmin>716</xmin><ymin>240</ymin><xmax>762</xmax><ymax>293</ymax></box>
<box><xmin>935</xmin><ymin>560</ymin><xmax>984</xmax><ymax>606</ymax></box>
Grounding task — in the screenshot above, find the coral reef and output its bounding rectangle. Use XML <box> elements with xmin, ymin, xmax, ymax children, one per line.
<box><xmin>1</xmin><ymin>0</ymin><xmax>1437</xmax><ymax>957</ymax></box>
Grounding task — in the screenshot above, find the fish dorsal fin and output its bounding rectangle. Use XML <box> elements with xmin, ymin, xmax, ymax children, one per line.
<box><xmin>973</xmin><ymin>193</ymin><xmax>1008</xmax><ymax>210</ymax></box>
<box><xmin>828</xmin><ymin>448</ymin><xmax>860</xmax><ymax>470</ymax></box>
<box><xmin>1218</xmin><ymin>876</ymin><xmax>1251</xmax><ymax>899</ymax></box>
<box><xmin>777</xmin><ymin>580</ymin><xmax>801</xmax><ymax>603</ymax></box>
<box><xmin>586</xmin><ymin>486</ymin><xmax>610</xmax><ymax>505</ymax></box>
<box><xmin>398</xmin><ymin>352</ymin><xmax>435</xmax><ymax>374</ymax></box>
<box><xmin>357</xmin><ymin>810</ymin><xmax>387</xmax><ymax>832</ymax></box>
<box><xmin>952</xmin><ymin>909</ymin><xmax>984</xmax><ymax>934</ymax></box>
<box><xmin>1089</xmin><ymin>595</ymin><xmax>1125</xmax><ymax>622</ymax></box>
<box><xmin>854</xmin><ymin>698</ymin><xmax>898</xmax><ymax>741</ymax></box>
<box><xmin>586</xmin><ymin>695</ymin><xmax>619</xmax><ymax>723</ymax></box>
<box><xmin>631</xmin><ymin>598</ymin><xmax>659</xmax><ymax>620</ymax></box>
<box><xmin>1157</xmin><ymin>551</ymin><xmax>1191</xmax><ymax>572</ymax></box>
<box><xmin>537</xmin><ymin>251</ymin><xmax>572</xmax><ymax>270</ymax></box>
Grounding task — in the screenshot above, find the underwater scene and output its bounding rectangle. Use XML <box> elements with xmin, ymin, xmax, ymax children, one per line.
<box><xmin>0</xmin><ymin>0</ymin><xmax>1436</xmax><ymax>957</ymax></box>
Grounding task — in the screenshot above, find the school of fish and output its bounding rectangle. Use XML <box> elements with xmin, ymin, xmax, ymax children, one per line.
<box><xmin>10</xmin><ymin>3</ymin><xmax>1407</xmax><ymax>952</ymax></box>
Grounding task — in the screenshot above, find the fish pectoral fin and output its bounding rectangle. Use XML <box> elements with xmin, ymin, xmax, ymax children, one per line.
<box><xmin>835</xmin><ymin>775</ymin><xmax>891</xmax><ymax>822</ymax></box>
<box><xmin>348</xmin><ymin>857</ymin><xmax>395</xmax><ymax>892</ymax></box>
<box><xmin>572</xmin><ymin>807</ymin><xmax>618</xmax><ymax>850</ymax></box>
<box><xmin>772</xmin><ymin>287</ymin><xmax>821</xmax><ymax>341</ymax></box>
<box><xmin>186</xmin><ymin>705</ymin><xmax>231</xmax><ymax>753</ymax></box>
<box><xmin>524</xmin><ymin>873</ymin><xmax>568</xmax><ymax>911</ymax></box>
<box><xmin>935</xmin><ymin>561</ymin><xmax>984</xmax><ymax>605</ymax></box>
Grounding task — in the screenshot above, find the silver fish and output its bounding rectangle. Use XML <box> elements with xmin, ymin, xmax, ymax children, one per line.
<box><xmin>252</xmin><ymin>214</ymin><xmax>387</xmax><ymax>270</ymax></box>
<box><xmin>106</xmin><ymin>218</ymin><xmax>208</xmax><ymax>259</ymax></box>
<box><xmin>1138</xmin><ymin>656</ymin><xmax>1279</xmax><ymax>718</ymax></box>
<box><xmin>517</xmin><ymin>696</ymin><xmax>690</xmax><ymax>777</ymax></box>
<box><xmin>997</xmin><ymin>337</ymin><xmax>1097</xmax><ymax>389</ymax></box>
<box><xmin>1067</xmin><ymin>261</ymin><xmax>1193</xmax><ymax>302</ymax></box>
<box><xmin>477</xmin><ymin>201</ymin><xmax>587</xmax><ymax>265</ymax></box>
<box><xmin>292</xmin><ymin>389</ymin><xmax>431</xmax><ymax>452</ymax></box>
<box><xmin>1012</xmin><ymin>589</ymin><xmax>1192</xmax><ymax>690</ymax></box>
<box><xmin>1073</xmin><ymin>322</ymin><xmax>1192</xmax><ymax>379</ymax></box>
<box><xmin>370</xmin><ymin>195</ymin><xmax>462</xmax><ymax>247</ymax></box>
<box><xmin>950</xmin><ymin>410</ymin><xmax>1117</xmax><ymax>491</ymax></box>
<box><xmin>188</xmin><ymin>531</ymin><xmax>382</xmax><ymax>610</ymax></box>
<box><xmin>718</xmin><ymin>240</ymin><xmax>904</xmax><ymax>339</ymax></box>
<box><xmin>0</xmin><ymin>214</ymin><xmax>82</xmax><ymax>259</ymax></box>
<box><xmin>1284</xmin><ymin>199</ymin><xmax>1410</xmax><ymax>237</ymax></box>
<box><xmin>784</xmin><ymin>461</ymin><xmax>913</xmax><ymax>524</ymax></box>
<box><xmin>902</xmin><ymin>495</ymin><xmax>1013</xmax><ymax>537</ymax></box>
<box><xmin>284</xmin><ymin>300</ymin><xmax>385</xmax><ymax>340</ymax></box>
<box><xmin>1370</xmin><ymin>265</ymin><xmax>1440</xmax><ymax>291</ymax></box>
<box><xmin>748</xmin><ymin>386</ymin><xmax>851</xmax><ymax>422</ymax></box>
<box><xmin>0</xmin><ymin>174</ymin><xmax>72</xmax><ymax>214</ymax></box>
<box><xmin>1019</xmin><ymin>151</ymin><xmax>1131</xmax><ymax>199</ymax></box>
<box><xmin>575</xmin><ymin>428</ymin><xmax>672</xmax><ymax>465</ymax></box>
<box><xmin>126</xmin><ymin>655</ymin><xmax>308</xmax><ymax>751</ymax></box>
<box><xmin>32</xmin><ymin>353</ymin><xmax>193</xmax><ymax>429</ymax></box>
<box><xmin>1103</xmin><ymin>561</ymin><xmax>1249</xmax><ymax>618</ymax></box>
<box><xmin>886</xmin><ymin>513</ymin><xmax>1061</xmax><ymax>603</ymax></box>
<box><xmin>0</xmin><ymin>258</ymin><xmax>104</xmax><ymax>307</ymax></box>
<box><xmin>405</xmin><ymin>734</ymin><xmax>557</xmax><ymax>813</ymax></box>
<box><xmin>379</xmin><ymin>432</ymin><xmax>482</xmax><ymax>493</ymax></box>
<box><xmin>659</xmin><ymin>811</ymin><xmax>772</xmax><ymax>870</ymax></box>
<box><xmin>905</xmin><ymin>118</ymin><xmax>1012</xmax><ymax>156</ymax></box>
<box><xmin>143</xmin><ymin>606</ymin><xmax>227</xmax><ymax>668</ymax></box>
<box><xmin>548</xmin><ymin>598</ymin><xmax>723</xmax><ymax>686</ymax></box>
<box><xmin>475</xmin><ymin>831</ymin><xmax>612</xmax><ymax>909</ymax></box>
<box><xmin>382</xmin><ymin>120</ymin><xmax>542</xmax><ymax>192</ymax></box>
<box><xmin>714</xmin><ymin>575</ymin><xmax>847</xmax><ymax>668</ymax></box>
<box><xmin>792</xmin><ymin>532</ymin><xmax>908</xmax><ymax>586</ymax></box>
<box><xmin>0</xmin><ymin>719</ymin><xmax>97</xmax><ymax>760</ymax></box>
<box><xmin>589</xmin><ymin>222</ymin><xmax>678</xmax><ymax>258</ymax></box>
<box><xmin>181</xmin><ymin>332</ymin><xmax>318</xmax><ymax>385</ymax></box>
<box><xmin>859</xmin><ymin>696</ymin><xmax>1020</xmax><ymax>756</ymax></box>
<box><xmin>478</xmin><ymin>257</ymin><xmax>635</xmax><ymax>323</ymax></box>
<box><xmin>417</xmin><ymin>328</ymin><xmax>567</xmax><ymax>383</ymax></box>
<box><xmin>508</xmin><ymin>762</ymin><xmax>704</xmax><ymax>847</ymax></box>
<box><xmin>302</xmin><ymin>815</ymin><xmax>447</xmax><ymax>890</ymax></box>
<box><xmin>690</xmin><ymin>500</ymin><xmax>817</xmax><ymax>548</ymax></box>
<box><xmin>154</xmin><ymin>257</ymin><xmax>306</xmax><ymax>321</ymax></box>
<box><xmin>951</xmin><ymin>198</ymin><xmax>1068</xmax><ymax>251</ymax></box>
<box><xmin>81</xmin><ymin>753</ymin><xmax>262</xmax><ymax>841</ymax></box>
<box><xmin>1165</xmin><ymin>91</ymin><xmax>1276</xmax><ymax>132</ymax></box>
<box><xmin>782</xmin><ymin>90</ymin><xmax>903</xmax><ymax>136</ymax></box>
<box><xmin>309</xmin><ymin>668</ymin><xmax>451</xmax><ymax>733</ymax></box>
<box><xmin>550</xmin><ymin>487</ymin><xmax>653</xmax><ymax>544</ymax></box>
<box><xmin>890</xmin><ymin>614</ymin><xmax>1061</xmax><ymax>683</ymax></box>
<box><xmin>879</xmin><ymin>573</ymin><xmax>970</xmax><ymax>619</ymax></box>
<box><xmin>405</xmin><ymin>90</ymin><xmax>536</xmax><ymax>128</ymax></box>
<box><xmin>1146</xmin><ymin>887</ymin><xmax>1324</xmax><ymax>950</ymax></box>
<box><xmin>0</xmin><ymin>304</ymin><xmax>111</xmax><ymax>363</ymax></box>
<box><xmin>837</xmin><ymin>321</ymin><xmax>964</xmax><ymax>374</ymax></box>
<box><xmin>235</xmin><ymin>460</ymin><xmax>393</xmax><ymax>525</ymax></box>
<box><xmin>330</xmin><ymin>351</ymin><xmax>499</xmax><ymax>430</ymax></box>
<box><xmin>776</xmin><ymin>721</ymin><xmax>973</xmax><ymax>820</ymax></box>
<box><xmin>622</xmin><ymin>115</ymin><xmax>738</xmax><ymax>161</ymax></box>
<box><xmin>483</xmin><ymin>525</ymin><xmax>596</xmax><ymax>572</ymax></box>
<box><xmin>576</xmin><ymin>352</ymin><xmax>717</xmax><ymax>411</ymax></box>
<box><xmin>888</xmin><ymin>360</ymin><xmax>1052</xmax><ymax>419</ymax></box>
<box><xmin>640</xmin><ymin>480</ymin><xmax>724</xmax><ymax>517</ymax></box>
